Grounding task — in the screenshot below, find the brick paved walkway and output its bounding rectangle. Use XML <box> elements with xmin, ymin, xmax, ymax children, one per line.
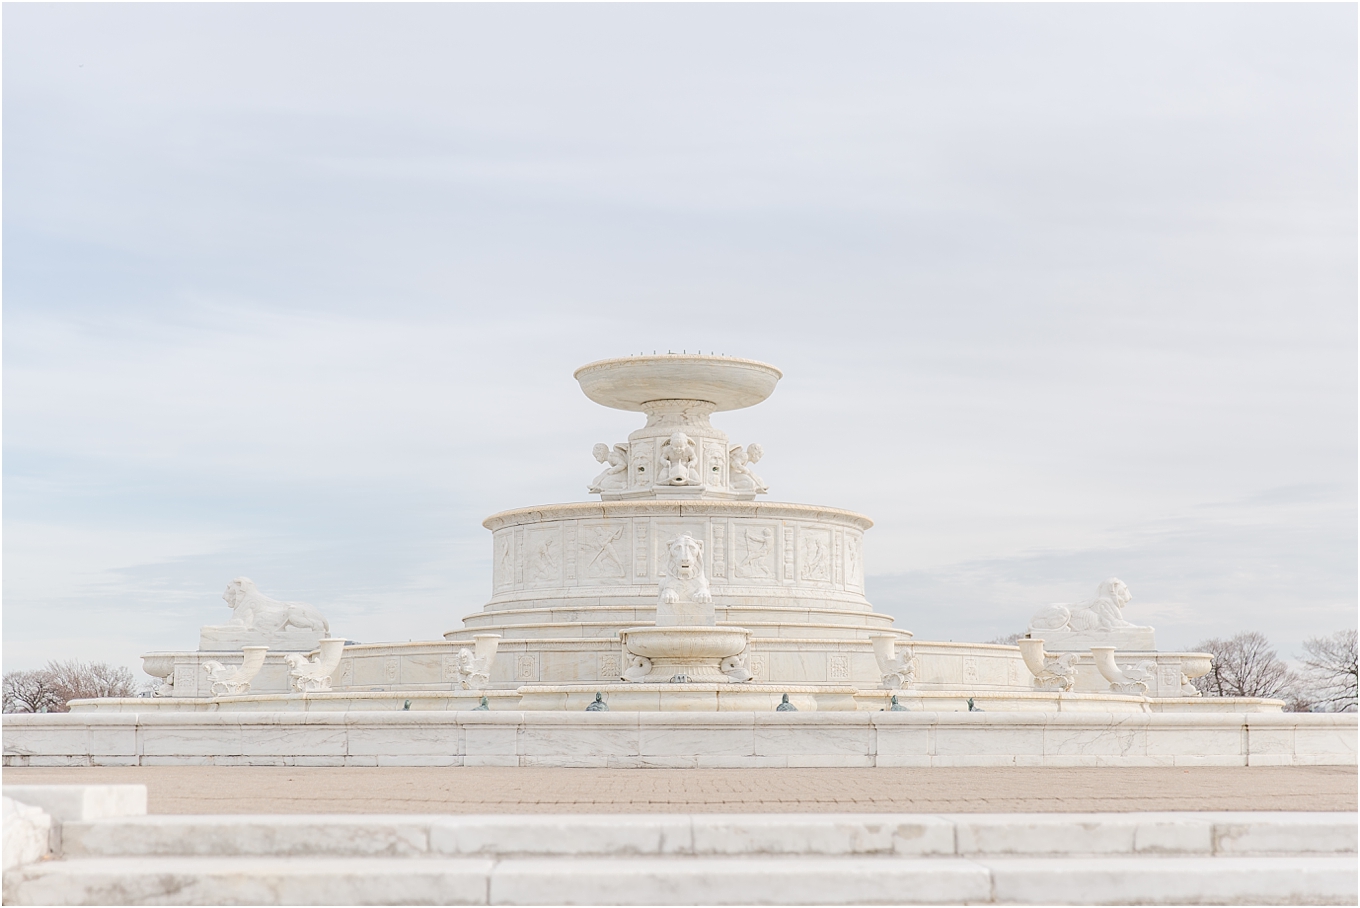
<box><xmin>5</xmin><ymin>766</ymin><xmax>1354</xmax><ymax>814</ymax></box>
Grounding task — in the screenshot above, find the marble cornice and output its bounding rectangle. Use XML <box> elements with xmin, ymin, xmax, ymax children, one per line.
<box><xmin>483</xmin><ymin>499</ymin><xmax>874</xmax><ymax>532</ymax></box>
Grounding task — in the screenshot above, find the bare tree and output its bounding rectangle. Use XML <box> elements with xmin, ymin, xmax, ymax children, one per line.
<box><xmin>987</xmin><ymin>633</ymin><xmax>1023</xmax><ymax>646</ymax></box>
<box><xmin>43</xmin><ymin>660</ymin><xmax>139</xmax><ymax>706</ymax></box>
<box><xmin>2</xmin><ymin>670</ymin><xmax>65</xmax><ymax>714</ymax></box>
<box><xmin>1297</xmin><ymin>630</ymin><xmax>1358</xmax><ymax>713</ymax></box>
<box><xmin>2</xmin><ymin>661</ymin><xmax>139</xmax><ymax>713</ymax></box>
<box><xmin>1191</xmin><ymin>631</ymin><xmax>1299</xmax><ymax>702</ymax></box>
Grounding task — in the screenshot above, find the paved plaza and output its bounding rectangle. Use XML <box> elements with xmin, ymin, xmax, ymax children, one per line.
<box><xmin>6</xmin><ymin>766</ymin><xmax>1353</xmax><ymax>815</ymax></box>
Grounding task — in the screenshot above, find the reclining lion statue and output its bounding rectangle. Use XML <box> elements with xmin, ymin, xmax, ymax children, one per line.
<box><xmin>1029</xmin><ymin>578</ymin><xmax>1143</xmax><ymax>633</ymax></box>
<box><xmin>222</xmin><ymin>577</ymin><xmax>329</xmax><ymax>636</ymax></box>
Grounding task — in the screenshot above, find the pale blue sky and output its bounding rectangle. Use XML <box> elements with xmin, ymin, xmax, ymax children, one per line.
<box><xmin>5</xmin><ymin>4</ymin><xmax>1355</xmax><ymax>676</ymax></box>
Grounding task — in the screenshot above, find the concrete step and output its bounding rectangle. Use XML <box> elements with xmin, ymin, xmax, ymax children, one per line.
<box><xmin>5</xmin><ymin>854</ymin><xmax>1356</xmax><ymax>905</ymax></box>
<box><xmin>57</xmin><ymin>812</ymin><xmax>1358</xmax><ymax>859</ymax></box>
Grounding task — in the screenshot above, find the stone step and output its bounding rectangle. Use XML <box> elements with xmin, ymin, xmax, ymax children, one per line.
<box><xmin>5</xmin><ymin>854</ymin><xmax>1355</xmax><ymax>905</ymax></box>
<box><xmin>57</xmin><ymin>812</ymin><xmax>1358</xmax><ymax>859</ymax></box>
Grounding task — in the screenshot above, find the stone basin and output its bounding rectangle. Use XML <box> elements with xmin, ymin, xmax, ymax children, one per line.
<box><xmin>619</xmin><ymin>626</ymin><xmax>752</xmax><ymax>683</ymax></box>
<box><xmin>575</xmin><ymin>354</ymin><xmax>781</xmax><ymax>412</ymax></box>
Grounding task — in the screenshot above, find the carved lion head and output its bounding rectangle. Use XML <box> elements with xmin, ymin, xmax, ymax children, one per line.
<box><xmin>222</xmin><ymin>577</ymin><xmax>256</xmax><ymax>610</ymax></box>
<box><xmin>1096</xmin><ymin>578</ymin><xmax>1131</xmax><ymax>609</ymax></box>
<box><xmin>665</xmin><ymin>533</ymin><xmax>704</xmax><ymax>580</ymax></box>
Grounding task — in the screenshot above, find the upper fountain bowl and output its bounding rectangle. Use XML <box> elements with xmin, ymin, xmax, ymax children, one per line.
<box><xmin>575</xmin><ymin>354</ymin><xmax>782</xmax><ymax>413</ymax></box>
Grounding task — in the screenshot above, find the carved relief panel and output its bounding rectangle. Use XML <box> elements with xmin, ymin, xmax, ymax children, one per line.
<box><xmin>523</xmin><ymin>527</ymin><xmax>563</xmax><ymax>587</ymax></box>
<box><xmin>578</xmin><ymin>521</ymin><xmax>629</xmax><ymax>583</ymax></box>
<box><xmin>632</xmin><ymin>519</ymin><xmax>649</xmax><ymax>581</ymax></box>
<box><xmin>710</xmin><ymin>521</ymin><xmax>727</xmax><ymax>580</ymax></box>
<box><xmin>564</xmin><ymin>523</ymin><xmax>578</xmax><ymax>581</ymax></box>
<box><xmin>798</xmin><ymin>527</ymin><xmax>833</xmax><ymax>584</ymax></box>
<box><xmin>833</xmin><ymin>529</ymin><xmax>844</xmax><ymax>587</ymax></box>
<box><xmin>732</xmin><ymin>523</ymin><xmax>778</xmax><ymax>581</ymax></box>
<box><xmin>173</xmin><ymin>664</ymin><xmax>199</xmax><ymax>697</ymax></box>
<box><xmin>782</xmin><ymin>522</ymin><xmax>796</xmax><ymax>582</ymax></box>
<box><xmin>493</xmin><ymin>531</ymin><xmax>515</xmax><ymax>590</ymax></box>
<box><xmin>629</xmin><ymin>439</ymin><xmax>656</xmax><ymax>489</ymax></box>
<box><xmin>703</xmin><ymin>440</ymin><xmax>728</xmax><ymax>490</ymax></box>
<box><xmin>844</xmin><ymin>532</ymin><xmax>864</xmax><ymax>591</ymax></box>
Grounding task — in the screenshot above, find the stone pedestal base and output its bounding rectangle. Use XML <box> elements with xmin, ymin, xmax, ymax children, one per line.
<box><xmin>198</xmin><ymin>626</ymin><xmax>323</xmax><ymax>652</ymax></box>
<box><xmin>1029</xmin><ymin>627</ymin><xmax>1156</xmax><ymax>652</ymax></box>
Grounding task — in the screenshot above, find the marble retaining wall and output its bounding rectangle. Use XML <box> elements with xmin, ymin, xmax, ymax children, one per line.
<box><xmin>5</xmin><ymin>711</ymin><xmax>1353</xmax><ymax>768</ymax></box>
<box><xmin>328</xmin><ymin>639</ymin><xmax>1035</xmax><ymax>692</ymax></box>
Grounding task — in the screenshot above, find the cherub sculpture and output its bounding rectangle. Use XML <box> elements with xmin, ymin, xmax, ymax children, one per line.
<box><xmin>588</xmin><ymin>443</ymin><xmax>629</xmax><ymax>494</ymax></box>
<box><xmin>660</xmin><ymin>432</ymin><xmax>700</xmax><ymax>485</ymax></box>
<box><xmin>728</xmin><ymin>443</ymin><xmax>768</xmax><ymax>494</ymax></box>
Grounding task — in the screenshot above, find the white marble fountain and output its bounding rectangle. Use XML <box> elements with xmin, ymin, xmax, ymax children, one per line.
<box><xmin>82</xmin><ymin>353</ymin><xmax>1269</xmax><ymax>715</ymax></box>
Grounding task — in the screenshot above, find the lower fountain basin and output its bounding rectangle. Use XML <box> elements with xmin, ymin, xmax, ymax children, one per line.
<box><xmin>620</xmin><ymin>626</ymin><xmax>752</xmax><ymax>683</ymax></box>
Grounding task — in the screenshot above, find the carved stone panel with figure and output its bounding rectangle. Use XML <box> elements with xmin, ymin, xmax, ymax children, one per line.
<box><xmin>845</xmin><ymin>533</ymin><xmax>864</xmax><ymax>590</ymax></box>
<box><xmin>523</xmin><ymin>528</ymin><xmax>562</xmax><ymax>587</ymax></box>
<box><xmin>580</xmin><ymin>522</ymin><xmax>628</xmax><ymax>582</ymax></box>
<box><xmin>494</xmin><ymin>532</ymin><xmax>514</xmax><ymax>590</ymax></box>
<box><xmin>733</xmin><ymin>525</ymin><xmax>777</xmax><ymax>581</ymax></box>
<box><xmin>799</xmin><ymin>528</ymin><xmax>832</xmax><ymax>583</ymax></box>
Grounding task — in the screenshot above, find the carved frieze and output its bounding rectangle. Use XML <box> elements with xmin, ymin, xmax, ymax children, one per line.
<box><xmin>484</xmin><ymin>505</ymin><xmax>875</xmax><ymax>605</ymax></box>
